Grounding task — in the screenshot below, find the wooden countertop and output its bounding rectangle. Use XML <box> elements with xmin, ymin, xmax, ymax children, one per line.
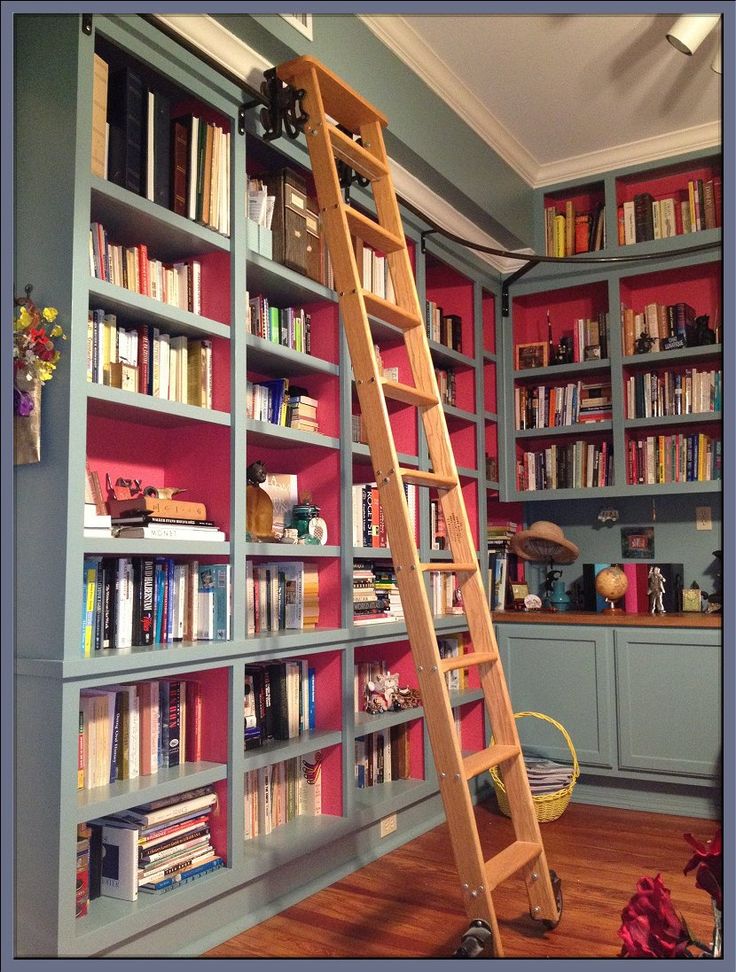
<box><xmin>492</xmin><ymin>610</ymin><xmax>722</xmax><ymax>629</ymax></box>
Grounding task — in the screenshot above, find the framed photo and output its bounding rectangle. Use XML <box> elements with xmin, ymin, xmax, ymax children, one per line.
<box><xmin>515</xmin><ymin>342</ymin><xmax>548</xmax><ymax>370</ymax></box>
<box><xmin>510</xmin><ymin>583</ymin><xmax>529</xmax><ymax>600</ymax></box>
<box><xmin>583</xmin><ymin>344</ymin><xmax>601</xmax><ymax>361</ymax></box>
<box><xmin>621</xmin><ymin>526</ymin><xmax>655</xmax><ymax>560</ymax></box>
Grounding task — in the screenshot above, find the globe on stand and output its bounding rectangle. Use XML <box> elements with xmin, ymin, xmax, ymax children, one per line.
<box><xmin>595</xmin><ymin>564</ymin><xmax>628</xmax><ymax>613</ymax></box>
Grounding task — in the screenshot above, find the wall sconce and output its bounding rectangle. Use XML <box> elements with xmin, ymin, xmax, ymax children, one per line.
<box><xmin>666</xmin><ymin>14</ymin><xmax>721</xmax><ymax>73</ymax></box>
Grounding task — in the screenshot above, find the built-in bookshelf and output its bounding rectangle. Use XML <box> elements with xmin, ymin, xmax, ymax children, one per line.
<box><xmin>15</xmin><ymin>13</ymin><xmax>502</xmax><ymax>958</ymax></box>
<box><xmin>507</xmin><ymin>154</ymin><xmax>722</xmax><ymax>500</ymax></box>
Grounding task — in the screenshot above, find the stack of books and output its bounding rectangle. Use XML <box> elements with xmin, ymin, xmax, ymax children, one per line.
<box><xmin>88</xmin><ymin>786</ymin><xmax>222</xmax><ymax>901</ymax></box>
<box><xmin>352</xmin><ymin>560</ymin><xmax>390</xmax><ymax>624</ymax></box>
<box><xmin>109</xmin><ymin>496</ymin><xmax>224</xmax><ymax>542</ymax></box>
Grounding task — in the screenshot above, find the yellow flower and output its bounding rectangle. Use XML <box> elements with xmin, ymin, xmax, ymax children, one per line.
<box><xmin>50</xmin><ymin>324</ymin><xmax>63</xmax><ymax>338</ymax></box>
<box><xmin>15</xmin><ymin>306</ymin><xmax>31</xmax><ymax>330</ymax></box>
<box><xmin>42</xmin><ymin>306</ymin><xmax>58</xmax><ymax>323</ymax></box>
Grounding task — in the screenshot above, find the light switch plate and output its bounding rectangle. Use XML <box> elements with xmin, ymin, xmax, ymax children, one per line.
<box><xmin>696</xmin><ymin>506</ymin><xmax>712</xmax><ymax>531</ymax></box>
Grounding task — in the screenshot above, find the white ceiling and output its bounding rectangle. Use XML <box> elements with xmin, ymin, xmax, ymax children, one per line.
<box><xmin>361</xmin><ymin>13</ymin><xmax>722</xmax><ymax>188</ymax></box>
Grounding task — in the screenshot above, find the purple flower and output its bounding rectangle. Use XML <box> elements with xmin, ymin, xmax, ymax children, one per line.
<box><xmin>14</xmin><ymin>385</ymin><xmax>35</xmax><ymax>417</ymax></box>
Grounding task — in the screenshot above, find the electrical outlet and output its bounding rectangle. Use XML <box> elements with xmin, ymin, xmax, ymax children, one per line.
<box><xmin>696</xmin><ymin>506</ymin><xmax>712</xmax><ymax>531</ymax></box>
<box><xmin>380</xmin><ymin>813</ymin><xmax>397</xmax><ymax>838</ymax></box>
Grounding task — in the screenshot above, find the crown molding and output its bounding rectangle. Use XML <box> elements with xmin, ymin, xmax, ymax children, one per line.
<box><xmin>533</xmin><ymin>122</ymin><xmax>722</xmax><ymax>188</ymax></box>
<box><xmin>154</xmin><ymin>14</ymin><xmax>528</xmax><ymax>275</ymax></box>
<box><xmin>359</xmin><ymin>14</ymin><xmax>540</xmax><ymax>186</ymax></box>
<box><xmin>154</xmin><ymin>13</ymin><xmax>270</xmax><ymax>88</ymax></box>
<box><xmin>359</xmin><ymin>14</ymin><xmax>722</xmax><ymax>190</ymax></box>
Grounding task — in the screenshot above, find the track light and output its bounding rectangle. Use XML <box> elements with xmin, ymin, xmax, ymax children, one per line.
<box><xmin>666</xmin><ymin>14</ymin><xmax>720</xmax><ymax>56</ymax></box>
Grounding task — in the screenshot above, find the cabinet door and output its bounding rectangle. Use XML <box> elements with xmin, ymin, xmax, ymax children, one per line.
<box><xmin>496</xmin><ymin>624</ymin><xmax>614</xmax><ymax>768</ymax></box>
<box><xmin>615</xmin><ymin>629</ymin><xmax>721</xmax><ymax>778</ymax></box>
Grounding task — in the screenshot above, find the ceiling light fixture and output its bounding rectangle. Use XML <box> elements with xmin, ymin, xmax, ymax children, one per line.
<box><xmin>666</xmin><ymin>14</ymin><xmax>720</xmax><ymax>55</ymax></box>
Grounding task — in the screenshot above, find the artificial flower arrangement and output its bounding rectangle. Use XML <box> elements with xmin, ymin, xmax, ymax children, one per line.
<box><xmin>618</xmin><ymin>829</ymin><xmax>722</xmax><ymax>958</ymax></box>
<box><xmin>13</xmin><ymin>287</ymin><xmax>66</xmax><ymax>416</ymax></box>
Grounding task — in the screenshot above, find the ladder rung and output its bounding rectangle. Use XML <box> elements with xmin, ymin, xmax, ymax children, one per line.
<box><xmin>276</xmin><ymin>55</ymin><xmax>388</xmax><ymax>132</ymax></box>
<box><xmin>439</xmin><ymin>651</ymin><xmax>496</xmax><ymax>674</ymax></box>
<box><xmin>463</xmin><ymin>744</ymin><xmax>520</xmax><ymax>781</ymax></box>
<box><xmin>328</xmin><ymin>125</ymin><xmax>388</xmax><ymax>181</ymax></box>
<box><xmin>420</xmin><ymin>562</ymin><xmax>477</xmax><ymax>575</ymax></box>
<box><xmin>381</xmin><ymin>378</ymin><xmax>437</xmax><ymax>408</ymax></box>
<box><xmin>363</xmin><ymin>292</ymin><xmax>422</xmax><ymax>331</ymax></box>
<box><xmin>399</xmin><ymin>469</ymin><xmax>456</xmax><ymax>490</ymax></box>
<box><xmin>485</xmin><ymin>841</ymin><xmax>543</xmax><ymax>892</ymax></box>
<box><xmin>345</xmin><ymin>206</ymin><xmax>404</xmax><ymax>254</ymax></box>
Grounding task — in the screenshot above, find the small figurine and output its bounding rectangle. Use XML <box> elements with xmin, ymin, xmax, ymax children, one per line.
<box><xmin>246</xmin><ymin>459</ymin><xmax>275</xmax><ymax>541</ymax></box>
<box><xmin>635</xmin><ymin>330</ymin><xmax>655</xmax><ymax>355</ymax></box>
<box><xmin>648</xmin><ymin>566</ymin><xmax>666</xmax><ymax>614</ymax></box>
<box><xmin>364</xmin><ymin>672</ymin><xmax>421</xmax><ymax>714</ymax></box>
<box><xmin>544</xmin><ymin>568</ymin><xmax>562</xmax><ymax>606</ymax></box>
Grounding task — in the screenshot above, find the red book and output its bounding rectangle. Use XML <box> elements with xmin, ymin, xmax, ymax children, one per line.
<box><xmin>185</xmin><ymin>680</ymin><xmax>203</xmax><ymax>763</ymax></box>
<box><xmin>137</xmin><ymin>243</ymin><xmax>149</xmax><ymax>297</ymax></box>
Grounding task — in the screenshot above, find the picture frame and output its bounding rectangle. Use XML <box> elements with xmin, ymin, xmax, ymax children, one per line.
<box><xmin>510</xmin><ymin>582</ymin><xmax>529</xmax><ymax>600</ymax></box>
<box><xmin>515</xmin><ymin>342</ymin><xmax>548</xmax><ymax>370</ymax></box>
<box><xmin>583</xmin><ymin>344</ymin><xmax>602</xmax><ymax>361</ymax></box>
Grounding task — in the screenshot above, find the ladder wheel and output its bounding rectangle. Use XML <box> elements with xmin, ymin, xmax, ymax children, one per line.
<box><xmin>453</xmin><ymin>919</ymin><xmax>494</xmax><ymax>958</ymax></box>
<box><xmin>532</xmin><ymin>869</ymin><xmax>563</xmax><ymax>930</ymax></box>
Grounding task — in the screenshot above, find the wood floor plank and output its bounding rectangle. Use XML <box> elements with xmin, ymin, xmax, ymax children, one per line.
<box><xmin>204</xmin><ymin>801</ymin><xmax>718</xmax><ymax>958</ymax></box>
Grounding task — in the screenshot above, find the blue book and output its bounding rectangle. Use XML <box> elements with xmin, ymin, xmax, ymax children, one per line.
<box><xmin>211</xmin><ymin>563</ymin><xmax>231</xmax><ymax>640</ymax></box>
<box><xmin>308</xmin><ymin>668</ymin><xmax>316</xmax><ymax>732</ymax></box>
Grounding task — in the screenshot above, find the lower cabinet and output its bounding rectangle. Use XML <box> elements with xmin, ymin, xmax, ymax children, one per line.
<box><xmin>495</xmin><ymin>623</ymin><xmax>615</xmax><ymax>769</ymax></box>
<box><xmin>614</xmin><ymin>628</ymin><xmax>721</xmax><ymax>779</ymax></box>
<box><xmin>495</xmin><ymin>621</ymin><xmax>721</xmax><ymax>790</ymax></box>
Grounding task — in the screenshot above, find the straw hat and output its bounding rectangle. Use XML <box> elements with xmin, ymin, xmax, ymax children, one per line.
<box><xmin>510</xmin><ymin>520</ymin><xmax>579</xmax><ymax>565</ymax></box>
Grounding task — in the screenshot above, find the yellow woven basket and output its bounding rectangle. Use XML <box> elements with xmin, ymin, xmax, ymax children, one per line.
<box><xmin>490</xmin><ymin>711</ymin><xmax>579</xmax><ymax>823</ymax></box>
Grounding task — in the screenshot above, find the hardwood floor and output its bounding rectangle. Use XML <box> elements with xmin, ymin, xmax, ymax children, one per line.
<box><xmin>205</xmin><ymin>801</ymin><xmax>718</xmax><ymax>959</ymax></box>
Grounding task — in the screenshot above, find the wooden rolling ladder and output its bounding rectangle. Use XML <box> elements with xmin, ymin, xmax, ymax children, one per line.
<box><xmin>275</xmin><ymin>55</ymin><xmax>562</xmax><ymax>958</ymax></box>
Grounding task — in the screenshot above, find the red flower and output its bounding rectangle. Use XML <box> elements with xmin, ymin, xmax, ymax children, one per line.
<box><xmin>684</xmin><ymin>829</ymin><xmax>722</xmax><ymax>910</ymax></box>
<box><xmin>618</xmin><ymin>875</ymin><xmax>692</xmax><ymax>958</ymax></box>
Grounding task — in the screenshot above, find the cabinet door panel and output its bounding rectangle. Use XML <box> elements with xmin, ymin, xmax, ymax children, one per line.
<box><xmin>615</xmin><ymin>630</ymin><xmax>721</xmax><ymax>778</ymax></box>
<box><xmin>496</xmin><ymin>624</ymin><xmax>614</xmax><ymax>768</ymax></box>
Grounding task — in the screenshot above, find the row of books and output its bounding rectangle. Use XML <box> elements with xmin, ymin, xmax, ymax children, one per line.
<box><xmin>246</xmin><ymin>293</ymin><xmax>313</xmax><ymax>354</ymax></box>
<box><xmin>515</xmin><ymin>379</ymin><xmax>613</xmax><ymax>431</ymax></box>
<box><xmin>80</xmin><ymin>557</ymin><xmax>230</xmax><ymax>655</ymax></box>
<box><xmin>244</xmin><ymin>661</ymin><xmax>315</xmax><ymax>750</ymax></box>
<box><xmin>618</xmin><ymin>178</ymin><xmax>721</xmax><ymax>245</ymax></box>
<box><xmin>429</xmin><ymin>498</ymin><xmax>447</xmax><ymax>551</ymax></box>
<box><xmin>245</xmin><ymin>560</ymin><xmax>319</xmax><ymax>634</ymax></box>
<box><xmin>353</xmin><ymin>238</ymin><xmax>397</xmax><ymax>302</ymax></box>
<box><xmin>87</xmin><ymin>309</ymin><xmax>213</xmax><ymax>407</ymax></box>
<box><xmin>544</xmin><ymin>201</ymin><xmax>606</xmax><ymax>256</ymax></box>
<box><xmin>626</xmin><ymin>433</ymin><xmax>721</xmax><ymax>486</ymax></box>
<box><xmin>425</xmin><ymin>301</ymin><xmax>463</xmax><ymax>353</ymax></box>
<box><xmin>246</xmin><ymin>378</ymin><xmax>319</xmax><ymax>433</ymax></box>
<box><xmin>89</xmin><ymin>222</ymin><xmax>203</xmax><ymax>313</ymax></box>
<box><xmin>569</xmin><ymin>313</ymin><xmax>609</xmax><ymax>362</ymax></box>
<box><xmin>79</xmin><ymin>677</ymin><xmax>203</xmax><ymax>791</ymax></box>
<box><xmin>355</xmin><ymin>724</ymin><xmax>412</xmax><ymax>787</ymax></box>
<box><xmin>93</xmin><ymin>55</ymin><xmax>230</xmax><ymax>235</ymax></box>
<box><xmin>487</xmin><ymin>535</ymin><xmax>525</xmax><ymax>613</ymax></box>
<box><xmin>351</xmin><ymin>482</ymin><xmax>418</xmax><ymax>549</ymax></box>
<box><xmin>625</xmin><ymin>368</ymin><xmax>721</xmax><ymax>419</ymax></box>
<box><xmin>435</xmin><ymin>366</ymin><xmax>457</xmax><ymax>406</ymax></box>
<box><xmin>244</xmin><ymin>752</ymin><xmax>323</xmax><ymax>839</ymax></box>
<box><xmin>83</xmin><ymin>786</ymin><xmax>222</xmax><ymax>905</ymax></box>
<box><xmin>516</xmin><ymin>440</ymin><xmax>613</xmax><ymax>492</ymax></box>
<box><xmin>621</xmin><ymin>301</ymin><xmax>703</xmax><ymax>356</ymax></box>
<box><xmin>438</xmin><ymin>637</ymin><xmax>464</xmax><ymax>693</ymax></box>
<box><xmin>352</xmin><ymin>561</ymin><xmax>403</xmax><ymax>625</ymax></box>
